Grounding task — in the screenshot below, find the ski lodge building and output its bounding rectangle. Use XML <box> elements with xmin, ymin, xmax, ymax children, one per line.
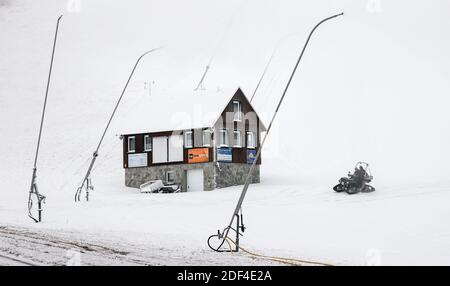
<box><xmin>120</xmin><ymin>87</ymin><xmax>266</xmax><ymax>191</ymax></box>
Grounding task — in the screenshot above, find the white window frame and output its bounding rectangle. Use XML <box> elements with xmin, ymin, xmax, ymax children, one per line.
<box><xmin>184</xmin><ymin>130</ymin><xmax>193</xmax><ymax>148</ymax></box>
<box><xmin>233</xmin><ymin>100</ymin><xmax>242</xmax><ymax>121</ymax></box>
<box><xmin>219</xmin><ymin>129</ymin><xmax>228</xmax><ymax>147</ymax></box>
<box><xmin>127</xmin><ymin>136</ymin><xmax>136</xmax><ymax>153</ymax></box>
<box><xmin>166</xmin><ymin>171</ymin><xmax>175</xmax><ymax>184</ymax></box>
<box><xmin>246</xmin><ymin>131</ymin><xmax>255</xmax><ymax>149</ymax></box>
<box><xmin>144</xmin><ymin>135</ymin><xmax>152</xmax><ymax>151</ymax></box>
<box><xmin>202</xmin><ymin>129</ymin><xmax>212</xmax><ymax>147</ymax></box>
<box><xmin>233</xmin><ymin>130</ymin><xmax>241</xmax><ymax>147</ymax></box>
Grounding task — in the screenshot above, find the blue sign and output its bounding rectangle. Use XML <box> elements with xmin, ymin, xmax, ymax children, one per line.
<box><xmin>247</xmin><ymin>149</ymin><xmax>257</xmax><ymax>164</ymax></box>
<box><xmin>217</xmin><ymin>147</ymin><xmax>232</xmax><ymax>162</ymax></box>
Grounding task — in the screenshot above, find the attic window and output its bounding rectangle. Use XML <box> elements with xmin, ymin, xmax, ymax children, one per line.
<box><xmin>233</xmin><ymin>100</ymin><xmax>242</xmax><ymax>121</ymax></box>
<box><xmin>128</xmin><ymin>136</ymin><xmax>136</xmax><ymax>153</ymax></box>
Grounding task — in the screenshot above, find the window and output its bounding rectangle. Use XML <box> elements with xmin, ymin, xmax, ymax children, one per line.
<box><xmin>184</xmin><ymin>130</ymin><xmax>193</xmax><ymax>148</ymax></box>
<box><xmin>233</xmin><ymin>130</ymin><xmax>241</xmax><ymax>147</ymax></box>
<box><xmin>166</xmin><ymin>171</ymin><xmax>175</xmax><ymax>184</ymax></box>
<box><xmin>246</xmin><ymin>132</ymin><xmax>255</xmax><ymax>149</ymax></box>
<box><xmin>203</xmin><ymin>129</ymin><xmax>212</xmax><ymax>147</ymax></box>
<box><xmin>233</xmin><ymin>100</ymin><xmax>242</xmax><ymax>121</ymax></box>
<box><xmin>144</xmin><ymin>135</ymin><xmax>152</xmax><ymax>151</ymax></box>
<box><xmin>219</xmin><ymin>129</ymin><xmax>228</xmax><ymax>146</ymax></box>
<box><xmin>169</xmin><ymin>134</ymin><xmax>184</xmax><ymax>162</ymax></box>
<box><xmin>127</xmin><ymin>136</ymin><xmax>136</xmax><ymax>153</ymax></box>
<box><xmin>152</xmin><ymin>136</ymin><xmax>168</xmax><ymax>163</ymax></box>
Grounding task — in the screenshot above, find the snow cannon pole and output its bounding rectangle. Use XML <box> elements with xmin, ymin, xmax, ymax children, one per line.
<box><xmin>28</xmin><ymin>15</ymin><xmax>63</xmax><ymax>223</ymax></box>
<box><xmin>74</xmin><ymin>48</ymin><xmax>161</xmax><ymax>202</ymax></box>
<box><xmin>207</xmin><ymin>12</ymin><xmax>344</xmax><ymax>252</ymax></box>
<box><xmin>249</xmin><ymin>49</ymin><xmax>275</xmax><ymax>103</ymax></box>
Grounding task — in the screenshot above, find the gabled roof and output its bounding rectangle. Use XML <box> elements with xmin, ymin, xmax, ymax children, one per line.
<box><xmin>120</xmin><ymin>87</ymin><xmax>266</xmax><ymax>135</ymax></box>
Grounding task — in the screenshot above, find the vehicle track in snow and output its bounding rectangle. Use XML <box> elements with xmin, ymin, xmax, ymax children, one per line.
<box><xmin>0</xmin><ymin>226</ymin><xmax>282</xmax><ymax>266</ymax></box>
<box><xmin>0</xmin><ymin>226</ymin><xmax>148</xmax><ymax>265</ymax></box>
<box><xmin>0</xmin><ymin>253</ymin><xmax>37</xmax><ymax>266</ymax></box>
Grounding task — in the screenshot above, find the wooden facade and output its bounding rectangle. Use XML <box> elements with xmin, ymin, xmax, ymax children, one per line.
<box><xmin>122</xmin><ymin>88</ymin><xmax>264</xmax><ymax>168</ymax></box>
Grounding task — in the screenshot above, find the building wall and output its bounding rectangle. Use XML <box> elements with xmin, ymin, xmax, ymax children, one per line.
<box><xmin>214</xmin><ymin>88</ymin><xmax>261</xmax><ymax>148</ymax></box>
<box><xmin>214</xmin><ymin>163</ymin><xmax>260</xmax><ymax>188</ymax></box>
<box><xmin>212</xmin><ymin>88</ymin><xmax>262</xmax><ymax>164</ymax></box>
<box><xmin>125</xmin><ymin>162</ymin><xmax>216</xmax><ymax>190</ymax></box>
<box><xmin>122</xmin><ymin>89</ymin><xmax>264</xmax><ymax>168</ymax></box>
<box><xmin>124</xmin><ymin>162</ymin><xmax>260</xmax><ymax>191</ymax></box>
<box><xmin>122</xmin><ymin>88</ymin><xmax>263</xmax><ymax>191</ymax></box>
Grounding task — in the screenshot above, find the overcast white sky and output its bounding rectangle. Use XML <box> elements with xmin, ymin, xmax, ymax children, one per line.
<box><xmin>1</xmin><ymin>0</ymin><xmax>450</xmax><ymax>185</ymax></box>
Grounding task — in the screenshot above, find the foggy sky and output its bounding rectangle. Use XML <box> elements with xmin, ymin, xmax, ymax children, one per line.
<box><xmin>1</xmin><ymin>0</ymin><xmax>450</xmax><ymax>185</ymax></box>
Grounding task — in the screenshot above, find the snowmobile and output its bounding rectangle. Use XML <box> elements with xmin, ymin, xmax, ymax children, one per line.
<box><xmin>333</xmin><ymin>162</ymin><xmax>375</xmax><ymax>194</ymax></box>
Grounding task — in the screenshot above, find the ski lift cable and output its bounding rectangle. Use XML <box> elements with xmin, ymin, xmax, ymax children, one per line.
<box><xmin>74</xmin><ymin>48</ymin><xmax>161</xmax><ymax>202</ymax></box>
<box><xmin>207</xmin><ymin>12</ymin><xmax>344</xmax><ymax>252</ymax></box>
<box><xmin>28</xmin><ymin>15</ymin><xmax>63</xmax><ymax>223</ymax></box>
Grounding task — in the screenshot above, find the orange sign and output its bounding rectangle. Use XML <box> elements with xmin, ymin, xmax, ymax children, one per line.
<box><xmin>188</xmin><ymin>148</ymin><xmax>209</xmax><ymax>163</ymax></box>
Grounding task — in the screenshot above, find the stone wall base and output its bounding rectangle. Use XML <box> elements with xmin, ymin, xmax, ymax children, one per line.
<box><xmin>125</xmin><ymin>162</ymin><xmax>260</xmax><ymax>191</ymax></box>
<box><xmin>214</xmin><ymin>162</ymin><xmax>260</xmax><ymax>189</ymax></box>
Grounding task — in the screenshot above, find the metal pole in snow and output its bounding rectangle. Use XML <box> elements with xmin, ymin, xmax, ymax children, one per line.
<box><xmin>28</xmin><ymin>15</ymin><xmax>63</xmax><ymax>223</ymax></box>
<box><xmin>208</xmin><ymin>12</ymin><xmax>344</xmax><ymax>251</ymax></box>
<box><xmin>249</xmin><ymin>50</ymin><xmax>275</xmax><ymax>103</ymax></box>
<box><xmin>74</xmin><ymin>48</ymin><xmax>161</xmax><ymax>202</ymax></box>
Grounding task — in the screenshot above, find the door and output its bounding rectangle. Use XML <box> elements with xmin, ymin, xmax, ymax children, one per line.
<box><xmin>187</xmin><ymin>169</ymin><xmax>204</xmax><ymax>192</ymax></box>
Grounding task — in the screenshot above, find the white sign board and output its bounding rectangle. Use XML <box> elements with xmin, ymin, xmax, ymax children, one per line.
<box><xmin>128</xmin><ymin>153</ymin><xmax>148</xmax><ymax>168</ymax></box>
<box><xmin>217</xmin><ymin>147</ymin><xmax>232</xmax><ymax>162</ymax></box>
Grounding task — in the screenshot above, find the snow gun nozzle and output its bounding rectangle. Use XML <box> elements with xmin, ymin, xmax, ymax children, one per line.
<box><xmin>143</xmin><ymin>46</ymin><xmax>163</xmax><ymax>57</ymax></box>
<box><xmin>331</xmin><ymin>12</ymin><xmax>344</xmax><ymax>19</ymax></box>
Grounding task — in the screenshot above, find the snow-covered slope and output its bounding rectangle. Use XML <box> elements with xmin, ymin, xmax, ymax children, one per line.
<box><xmin>1</xmin><ymin>0</ymin><xmax>450</xmax><ymax>265</ymax></box>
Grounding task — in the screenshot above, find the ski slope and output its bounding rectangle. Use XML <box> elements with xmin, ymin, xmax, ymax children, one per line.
<box><xmin>1</xmin><ymin>0</ymin><xmax>450</xmax><ymax>265</ymax></box>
